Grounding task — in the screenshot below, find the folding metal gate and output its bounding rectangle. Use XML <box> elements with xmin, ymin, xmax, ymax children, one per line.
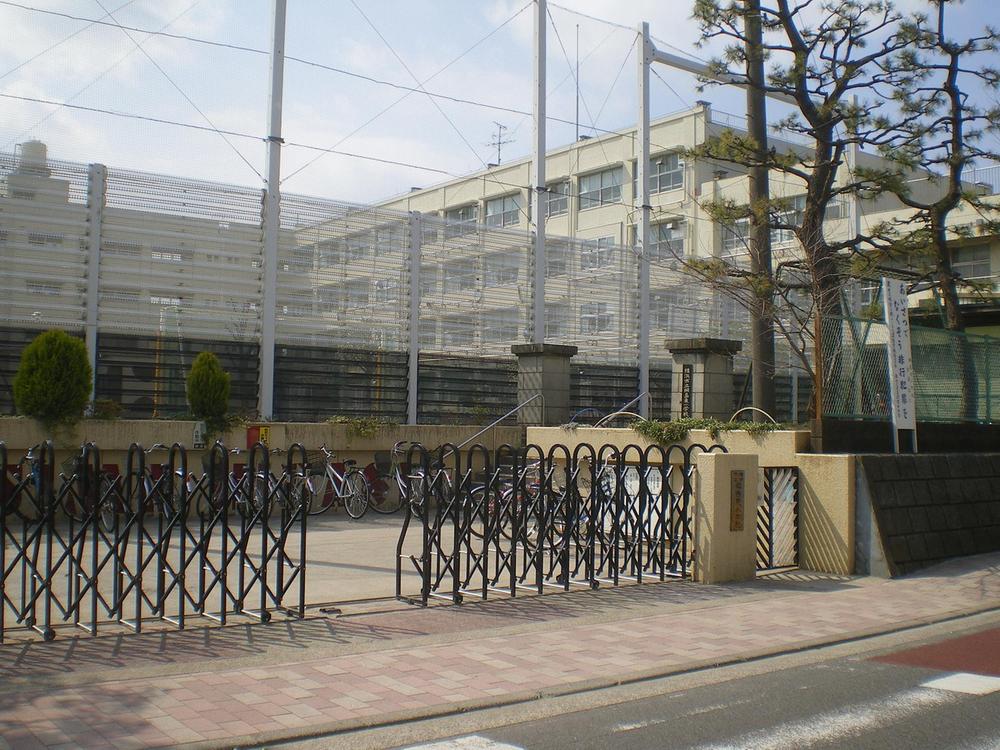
<box><xmin>0</xmin><ymin>441</ymin><xmax>308</xmax><ymax>643</ymax></box>
<box><xmin>395</xmin><ymin>441</ymin><xmax>724</xmax><ymax>605</ymax></box>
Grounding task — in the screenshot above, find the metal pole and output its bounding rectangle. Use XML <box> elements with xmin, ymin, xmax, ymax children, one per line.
<box><xmin>85</xmin><ymin>163</ymin><xmax>107</xmax><ymax>401</ymax></box>
<box><xmin>407</xmin><ymin>212</ymin><xmax>422</xmax><ymax>424</ymax></box>
<box><xmin>637</xmin><ymin>22</ymin><xmax>652</xmax><ymax>418</ymax></box>
<box><xmin>532</xmin><ymin>0</ymin><xmax>547</xmax><ymax>344</ymax></box>
<box><xmin>259</xmin><ymin>0</ymin><xmax>287</xmax><ymax>420</ymax></box>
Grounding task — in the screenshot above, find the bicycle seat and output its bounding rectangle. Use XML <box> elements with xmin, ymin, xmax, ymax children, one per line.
<box><xmin>344</xmin><ymin>459</ymin><xmax>358</xmax><ymax>467</ymax></box>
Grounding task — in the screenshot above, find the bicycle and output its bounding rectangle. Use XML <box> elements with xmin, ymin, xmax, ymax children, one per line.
<box><xmin>365</xmin><ymin>450</ymin><xmax>403</xmax><ymax>514</ymax></box>
<box><xmin>196</xmin><ymin>446</ymin><xmax>277</xmax><ymax>520</ymax></box>
<box><xmin>302</xmin><ymin>445</ymin><xmax>370</xmax><ymax>519</ymax></box>
<box><xmin>4</xmin><ymin>445</ymin><xmax>48</xmax><ymax>524</ymax></box>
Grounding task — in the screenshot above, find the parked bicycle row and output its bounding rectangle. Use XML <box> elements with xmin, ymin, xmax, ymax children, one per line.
<box><xmin>394</xmin><ymin>441</ymin><xmax>725</xmax><ymax>606</ymax></box>
<box><xmin>1</xmin><ymin>440</ymin><xmax>414</xmax><ymax>529</ymax></box>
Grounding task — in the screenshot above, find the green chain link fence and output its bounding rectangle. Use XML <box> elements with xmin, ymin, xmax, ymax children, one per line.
<box><xmin>822</xmin><ymin>316</ymin><xmax>998</xmax><ymax>424</ymax></box>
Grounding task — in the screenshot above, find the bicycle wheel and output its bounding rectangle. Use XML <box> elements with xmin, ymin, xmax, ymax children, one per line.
<box><xmin>305</xmin><ymin>471</ymin><xmax>335</xmax><ymax>516</ymax></box>
<box><xmin>98</xmin><ymin>475</ymin><xmax>118</xmax><ymax>533</ymax></box>
<box><xmin>466</xmin><ymin>486</ymin><xmax>487</xmax><ymax>539</ymax></box>
<box><xmin>368</xmin><ymin>476</ymin><xmax>402</xmax><ymax>514</ymax></box>
<box><xmin>342</xmin><ymin>470</ymin><xmax>370</xmax><ymax>519</ymax></box>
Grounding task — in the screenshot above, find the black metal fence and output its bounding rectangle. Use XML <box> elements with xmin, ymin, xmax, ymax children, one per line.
<box><xmin>395</xmin><ymin>441</ymin><xmax>725</xmax><ymax>606</ymax></box>
<box><xmin>0</xmin><ymin>441</ymin><xmax>308</xmax><ymax>643</ymax></box>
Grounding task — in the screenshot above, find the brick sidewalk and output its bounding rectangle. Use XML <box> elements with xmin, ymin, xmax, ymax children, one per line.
<box><xmin>2</xmin><ymin>553</ymin><xmax>998</xmax><ymax>749</ymax></box>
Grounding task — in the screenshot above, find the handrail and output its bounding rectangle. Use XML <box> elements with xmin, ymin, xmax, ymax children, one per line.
<box><xmin>729</xmin><ymin>406</ymin><xmax>778</xmax><ymax>424</ymax></box>
<box><xmin>614</xmin><ymin>391</ymin><xmax>648</xmax><ymax>416</ymax></box>
<box><xmin>569</xmin><ymin>391</ymin><xmax>648</xmax><ymax>425</ymax></box>
<box><xmin>594</xmin><ymin>410</ymin><xmax>644</xmax><ymax>427</ymax></box>
<box><xmin>451</xmin><ymin>393</ymin><xmax>545</xmax><ymax>454</ymax></box>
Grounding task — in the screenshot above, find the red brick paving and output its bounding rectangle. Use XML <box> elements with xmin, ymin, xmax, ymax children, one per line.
<box><xmin>0</xmin><ymin>554</ymin><xmax>997</xmax><ymax>749</ymax></box>
<box><xmin>874</xmin><ymin>625</ymin><xmax>1000</xmax><ymax>676</ymax></box>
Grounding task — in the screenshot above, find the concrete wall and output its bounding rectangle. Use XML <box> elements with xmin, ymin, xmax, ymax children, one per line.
<box><xmin>796</xmin><ymin>454</ymin><xmax>856</xmax><ymax>575</ymax></box>
<box><xmin>0</xmin><ymin>418</ymin><xmax>523</xmax><ymax>474</ymax></box>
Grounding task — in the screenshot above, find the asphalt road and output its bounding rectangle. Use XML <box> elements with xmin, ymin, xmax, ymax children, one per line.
<box><xmin>391</xmin><ymin>619</ymin><xmax>1000</xmax><ymax>750</ymax></box>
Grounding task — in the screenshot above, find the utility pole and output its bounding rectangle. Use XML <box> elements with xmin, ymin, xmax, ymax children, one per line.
<box><xmin>744</xmin><ymin>0</ymin><xmax>776</xmax><ymax>420</ymax></box>
<box><xmin>636</xmin><ymin>22</ymin><xmax>652</xmax><ymax>418</ymax></box>
<box><xmin>532</xmin><ymin>0</ymin><xmax>546</xmax><ymax>344</ymax></box>
<box><xmin>259</xmin><ymin>0</ymin><xmax>286</xmax><ymax>420</ymax></box>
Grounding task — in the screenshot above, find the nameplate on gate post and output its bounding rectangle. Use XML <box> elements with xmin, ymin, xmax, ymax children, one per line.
<box><xmin>730</xmin><ymin>470</ymin><xmax>745</xmax><ymax>532</ymax></box>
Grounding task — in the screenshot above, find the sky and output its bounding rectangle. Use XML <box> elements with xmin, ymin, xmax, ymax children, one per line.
<box><xmin>0</xmin><ymin>0</ymin><xmax>997</xmax><ymax>204</ymax></box>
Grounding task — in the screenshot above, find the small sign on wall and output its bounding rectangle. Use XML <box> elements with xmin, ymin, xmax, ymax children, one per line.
<box><xmin>730</xmin><ymin>470</ymin><xmax>745</xmax><ymax>532</ymax></box>
<box><xmin>192</xmin><ymin>421</ymin><xmax>207</xmax><ymax>449</ymax></box>
<box><xmin>247</xmin><ymin>425</ymin><xmax>270</xmax><ymax>449</ymax></box>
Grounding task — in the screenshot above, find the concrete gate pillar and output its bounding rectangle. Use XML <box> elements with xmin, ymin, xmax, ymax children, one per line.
<box><xmin>694</xmin><ymin>451</ymin><xmax>759</xmax><ymax>584</ymax></box>
<box><xmin>665</xmin><ymin>337</ymin><xmax>742</xmax><ymax>421</ymax></box>
<box><xmin>510</xmin><ymin>343</ymin><xmax>578</xmax><ymax>426</ymax></box>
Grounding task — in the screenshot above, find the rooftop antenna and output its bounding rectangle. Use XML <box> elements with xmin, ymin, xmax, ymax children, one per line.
<box><xmin>486</xmin><ymin>121</ymin><xmax>514</xmax><ymax>165</ymax></box>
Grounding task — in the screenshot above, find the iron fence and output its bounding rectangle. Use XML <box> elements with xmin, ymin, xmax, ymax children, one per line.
<box><xmin>0</xmin><ymin>440</ymin><xmax>308</xmax><ymax>643</ymax></box>
<box><xmin>395</xmin><ymin>441</ymin><xmax>725</xmax><ymax>606</ymax></box>
<box><xmin>822</xmin><ymin>315</ymin><xmax>998</xmax><ymax>424</ymax></box>
<box><xmin>756</xmin><ymin>467</ymin><xmax>799</xmax><ymax>571</ymax></box>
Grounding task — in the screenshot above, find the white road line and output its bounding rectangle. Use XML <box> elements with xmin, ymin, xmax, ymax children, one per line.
<box><xmin>922</xmin><ymin>673</ymin><xmax>1000</xmax><ymax>696</ymax></box>
<box><xmin>614</xmin><ymin>718</ymin><xmax>669</xmax><ymax>733</ymax></box>
<box><xmin>690</xmin><ymin>687</ymin><xmax>958</xmax><ymax>750</ymax></box>
<box><xmin>404</xmin><ymin>737</ymin><xmax>525</xmax><ymax>750</ymax></box>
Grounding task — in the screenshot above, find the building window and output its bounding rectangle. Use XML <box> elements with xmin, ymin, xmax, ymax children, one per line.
<box><xmin>651</xmin><ymin>221</ymin><xmax>684</xmax><ymax>259</ymax></box>
<box><xmin>651</xmin><ymin>287</ymin><xmax>697</xmax><ymax>334</ymax></box>
<box><xmin>824</xmin><ymin>196</ymin><xmax>847</xmax><ymax>221</ymax></box>
<box><xmin>442</xmin><ymin>318</ymin><xmax>473</xmax><ymax>348</ymax></box>
<box><xmin>545</xmin><ymin>301</ymin><xmax>570</xmax><ymax>338</ymax></box>
<box><xmin>953</xmin><ymin>246</ymin><xmax>991</xmax><ymax>280</ymax></box>
<box><xmin>772</xmin><ymin>195</ymin><xmax>805</xmax><ymax>245</ymax></box>
<box><xmin>444</xmin><ymin>259</ymin><xmax>477</xmax><ymax>293</ymax></box>
<box><xmin>151</xmin><ymin>247</ymin><xmax>185</xmax><ymax>263</ymax></box>
<box><xmin>373</xmin><ymin>278</ymin><xmax>398</xmax><ymax>303</ymax></box>
<box><xmin>546</xmin><ymin>240</ymin><xmax>569</xmax><ymax>277</ymax></box>
<box><xmin>150</xmin><ymin>295</ymin><xmax>182</xmax><ymax>306</ymax></box>
<box><xmin>318</xmin><ymin>285</ymin><xmax>338</xmax><ymax>313</ymax></box>
<box><xmin>483</xmin><ymin>308</ymin><xmax>520</xmax><ymax>343</ymax></box>
<box><xmin>580</xmin><ymin>237</ymin><xmax>616</xmax><ymax>271</ymax></box>
<box><xmin>445</xmin><ymin>204</ymin><xmax>478</xmax><ymax>238</ymax></box>
<box><xmin>634</xmin><ymin>153</ymin><xmax>684</xmax><ymax>196</ymax></box>
<box><xmin>580</xmin><ymin>302</ymin><xmax>613</xmax><ymax>333</ymax></box>
<box><xmin>317</xmin><ymin>239</ymin><xmax>342</xmax><ymax>268</ymax></box>
<box><xmin>28</xmin><ymin>232</ymin><xmax>64</xmax><ymax>248</ymax></box>
<box><xmin>546</xmin><ymin>181</ymin><xmax>570</xmax><ymax>217</ymax></box>
<box><xmin>26</xmin><ymin>281</ymin><xmax>61</xmax><ymax>296</ymax></box>
<box><xmin>419</xmin><ymin>320</ymin><xmax>437</xmax><ymax>348</ymax></box>
<box><xmin>485</xmin><ymin>194</ymin><xmax>521</xmax><ymax>228</ymax></box>
<box><xmin>420</xmin><ymin>265</ymin><xmax>436</xmax><ymax>297</ymax></box>
<box><xmin>281</xmin><ymin>295</ymin><xmax>311</xmax><ymax>317</ymax></box>
<box><xmin>102</xmin><ymin>239</ymin><xmax>140</xmax><ymax>255</ymax></box>
<box><xmin>485</xmin><ymin>254</ymin><xmax>519</xmax><ymax>287</ymax></box>
<box><xmin>579</xmin><ymin>167</ymin><xmax>623</xmax><ymax>210</ymax></box>
<box><xmin>346</xmin><ymin>235</ymin><xmax>368</xmax><ymax>261</ymax></box>
<box><xmin>721</xmin><ymin>219</ymin><xmax>750</xmax><ymax>256</ymax></box>
<box><xmin>345</xmin><ymin>279</ymin><xmax>369</xmax><ymax>308</ymax></box>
